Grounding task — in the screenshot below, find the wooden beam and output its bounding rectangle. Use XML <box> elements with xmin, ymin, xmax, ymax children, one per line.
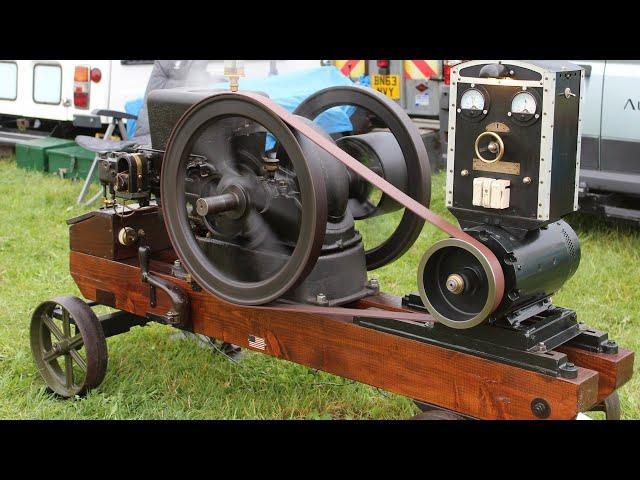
<box><xmin>557</xmin><ymin>345</ymin><xmax>634</xmax><ymax>403</ymax></box>
<box><xmin>70</xmin><ymin>251</ymin><xmax>600</xmax><ymax>419</ymax></box>
<box><xmin>362</xmin><ymin>292</ymin><xmax>635</xmax><ymax>405</ymax></box>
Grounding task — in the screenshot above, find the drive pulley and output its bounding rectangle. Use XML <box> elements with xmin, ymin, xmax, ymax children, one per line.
<box><xmin>161</xmin><ymin>93</ymin><xmax>328</xmax><ymax>305</ymax></box>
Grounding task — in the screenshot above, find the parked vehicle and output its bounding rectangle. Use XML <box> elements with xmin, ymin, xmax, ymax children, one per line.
<box><xmin>328</xmin><ymin>59</ymin><xmax>447</xmax><ymax>171</ymax></box>
<box><xmin>0</xmin><ymin>60</ymin><xmax>320</xmax><ymax>145</ymax></box>
<box><xmin>0</xmin><ymin>60</ymin><xmax>153</xmax><ymax>144</ymax></box>
<box><xmin>574</xmin><ymin>60</ymin><xmax>640</xmax><ymax>225</ymax></box>
<box><xmin>328</xmin><ymin>59</ymin><xmax>444</xmax><ymax>117</ymax></box>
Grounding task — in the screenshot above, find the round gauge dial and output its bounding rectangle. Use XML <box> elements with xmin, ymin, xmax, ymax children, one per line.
<box><xmin>511</xmin><ymin>91</ymin><xmax>537</xmax><ymax>114</ymax></box>
<box><xmin>460</xmin><ymin>89</ymin><xmax>485</xmax><ymax>111</ymax></box>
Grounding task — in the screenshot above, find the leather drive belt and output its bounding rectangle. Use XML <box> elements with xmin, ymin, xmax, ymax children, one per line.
<box><xmin>189</xmin><ymin>91</ymin><xmax>505</xmax><ymax>324</ymax></box>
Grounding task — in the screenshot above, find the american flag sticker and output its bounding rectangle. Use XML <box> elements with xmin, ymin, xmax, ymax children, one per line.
<box><xmin>248</xmin><ymin>334</ymin><xmax>266</xmax><ymax>350</ymax></box>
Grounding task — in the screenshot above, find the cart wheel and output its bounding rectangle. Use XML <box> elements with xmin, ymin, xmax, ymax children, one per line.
<box><xmin>411</xmin><ymin>410</ymin><xmax>466</xmax><ymax>420</ymax></box>
<box><xmin>30</xmin><ymin>296</ymin><xmax>108</xmax><ymax>398</ymax></box>
<box><xmin>411</xmin><ymin>400</ymin><xmax>466</xmax><ymax>420</ymax></box>
<box><xmin>588</xmin><ymin>392</ymin><xmax>621</xmax><ymax>420</ymax></box>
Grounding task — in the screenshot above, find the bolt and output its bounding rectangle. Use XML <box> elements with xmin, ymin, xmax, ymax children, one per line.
<box><xmin>173</xmin><ymin>260</ymin><xmax>182</xmax><ymax>268</ymax></box>
<box><xmin>367</xmin><ymin>278</ymin><xmax>380</xmax><ymax>292</ymax></box>
<box><xmin>461</xmin><ymin>169</ymin><xmax>469</xmax><ymax>177</ymax></box>
<box><xmin>559</xmin><ymin>362</ymin><xmax>578</xmax><ymax>379</ymax></box>
<box><xmin>445</xmin><ymin>274</ymin><xmax>465</xmax><ymax>295</ymax></box>
<box><xmin>536</xmin><ymin>342</ymin><xmax>547</xmax><ymax>353</ymax></box>
<box><xmin>602</xmin><ymin>340</ymin><xmax>618</xmax><ymax>354</ymax></box>
<box><xmin>523</xmin><ymin>177</ymin><xmax>532</xmax><ymax>184</ymax></box>
<box><xmin>531</xmin><ymin>398</ymin><xmax>551</xmax><ymax>419</ymax></box>
<box><xmin>316</xmin><ymin>293</ymin><xmax>329</xmax><ymax>306</ymax></box>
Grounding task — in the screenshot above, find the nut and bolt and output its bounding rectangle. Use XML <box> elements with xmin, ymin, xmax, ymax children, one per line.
<box><xmin>316</xmin><ymin>293</ymin><xmax>329</xmax><ymax>305</ymax></box>
<box><xmin>559</xmin><ymin>362</ymin><xmax>578</xmax><ymax>379</ymax></box>
<box><xmin>602</xmin><ymin>340</ymin><xmax>619</xmax><ymax>354</ymax></box>
<box><xmin>445</xmin><ymin>274</ymin><xmax>465</xmax><ymax>295</ymax></box>
<box><xmin>535</xmin><ymin>342</ymin><xmax>547</xmax><ymax>353</ymax></box>
<box><xmin>367</xmin><ymin>278</ymin><xmax>380</xmax><ymax>292</ymax></box>
<box><xmin>531</xmin><ymin>398</ymin><xmax>551</xmax><ymax>419</ymax></box>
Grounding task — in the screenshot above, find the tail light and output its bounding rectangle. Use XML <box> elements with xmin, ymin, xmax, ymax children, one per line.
<box><xmin>74</xmin><ymin>65</ymin><xmax>90</xmax><ymax>109</ymax></box>
<box><xmin>90</xmin><ymin>68</ymin><xmax>102</xmax><ymax>83</ymax></box>
<box><xmin>443</xmin><ymin>60</ymin><xmax>461</xmax><ymax>86</ymax></box>
<box><xmin>443</xmin><ymin>62</ymin><xmax>452</xmax><ymax>86</ymax></box>
<box><xmin>376</xmin><ymin>59</ymin><xmax>390</xmax><ymax>69</ymax></box>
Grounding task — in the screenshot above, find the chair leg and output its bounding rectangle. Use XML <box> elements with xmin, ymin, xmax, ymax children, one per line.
<box><xmin>83</xmin><ymin>189</ymin><xmax>103</xmax><ymax>207</ymax></box>
<box><xmin>117</xmin><ymin>119</ymin><xmax>129</xmax><ymax>141</ymax></box>
<box><xmin>76</xmin><ymin>155</ymin><xmax>100</xmax><ymax>205</ymax></box>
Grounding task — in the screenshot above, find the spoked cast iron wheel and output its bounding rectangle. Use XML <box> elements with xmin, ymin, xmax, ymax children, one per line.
<box><xmin>412</xmin><ymin>400</ymin><xmax>467</xmax><ymax>420</ymax></box>
<box><xmin>30</xmin><ymin>296</ymin><xmax>107</xmax><ymax>398</ymax></box>
<box><xmin>294</xmin><ymin>86</ymin><xmax>431</xmax><ymax>270</ymax></box>
<box><xmin>161</xmin><ymin>93</ymin><xmax>327</xmax><ymax>305</ymax></box>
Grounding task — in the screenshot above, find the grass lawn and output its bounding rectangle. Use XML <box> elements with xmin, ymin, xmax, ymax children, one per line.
<box><xmin>0</xmin><ymin>157</ymin><xmax>638</xmax><ymax>419</ymax></box>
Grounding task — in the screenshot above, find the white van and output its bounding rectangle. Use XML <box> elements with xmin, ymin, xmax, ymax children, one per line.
<box><xmin>0</xmin><ymin>60</ymin><xmax>320</xmax><ymax>145</ymax></box>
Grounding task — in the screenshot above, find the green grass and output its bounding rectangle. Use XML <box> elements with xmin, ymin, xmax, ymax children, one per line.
<box><xmin>0</xmin><ymin>157</ymin><xmax>638</xmax><ymax>419</ymax></box>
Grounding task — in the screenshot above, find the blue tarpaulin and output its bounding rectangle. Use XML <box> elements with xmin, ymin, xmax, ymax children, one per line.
<box><xmin>211</xmin><ymin>66</ymin><xmax>356</xmax><ymax>137</ymax></box>
<box><xmin>124</xmin><ymin>66</ymin><xmax>358</xmax><ymax>146</ymax></box>
<box><xmin>124</xmin><ymin>97</ymin><xmax>144</xmax><ymax>138</ymax></box>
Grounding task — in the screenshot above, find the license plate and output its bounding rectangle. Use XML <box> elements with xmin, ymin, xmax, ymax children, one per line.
<box><xmin>371</xmin><ymin>74</ymin><xmax>400</xmax><ymax>100</ymax></box>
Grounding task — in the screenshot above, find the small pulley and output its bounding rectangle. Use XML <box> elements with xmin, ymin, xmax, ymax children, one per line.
<box><xmin>417</xmin><ymin>238</ymin><xmax>499</xmax><ymax>329</ymax></box>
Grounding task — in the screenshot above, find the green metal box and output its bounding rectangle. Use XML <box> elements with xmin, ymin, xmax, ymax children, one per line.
<box><xmin>47</xmin><ymin>145</ymin><xmax>97</xmax><ymax>182</ymax></box>
<box><xmin>15</xmin><ymin>137</ymin><xmax>76</xmax><ymax>172</ymax></box>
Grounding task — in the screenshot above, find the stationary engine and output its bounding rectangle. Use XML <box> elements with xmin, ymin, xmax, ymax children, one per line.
<box><xmin>98</xmin><ymin>86</ymin><xmax>430</xmax><ymax>307</ymax></box>
<box><xmin>97</xmin><ymin>61</ymin><xmax>585</xmax><ymax>338</ymax></box>
<box><xmin>32</xmin><ymin>62</ymin><xmax>634</xmax><ymax>416</ymax></box>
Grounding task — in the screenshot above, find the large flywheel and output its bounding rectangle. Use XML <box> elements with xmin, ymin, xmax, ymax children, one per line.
<box><xmin>294</xmin><ymin>86</ymin><xmax>431</xmax><ymax>270</ymax></box>
<box><xmin>161</xmin><ymin>93</ymin><xmax>328</xmax><ymax>305</ymax></box>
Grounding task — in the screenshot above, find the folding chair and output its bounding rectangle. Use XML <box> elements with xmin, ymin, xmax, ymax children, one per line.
<box><xmin>75</xmin><ymin>60</ymin><xmax>215</xmax><ymax>205</ymax></box>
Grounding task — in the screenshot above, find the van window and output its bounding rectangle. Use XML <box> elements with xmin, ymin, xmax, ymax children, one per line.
<box><xmin>33</xmin><ymin>63</ymin><xmax>62</xmax><ymax>104</ymax></box>
<box><xmin>0</xmin><ymin>61</ymin><xmax>18</xmax><ymax>100</ymax></box>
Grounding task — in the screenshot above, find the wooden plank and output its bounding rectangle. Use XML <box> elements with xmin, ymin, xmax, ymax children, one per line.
<box><xmin>557</xmin><ymin>345</ymin><xmax>634</xmax><ymax>402</ymax></box>
<box><xmin>361</xmin><ymin>293</ymin><xmax>635</xmax><ymax>405</ymax></box>
<box><xmin>69</xmin><ymin>251</ymin><xmax>600</xmax><ymax>419</ymax></box>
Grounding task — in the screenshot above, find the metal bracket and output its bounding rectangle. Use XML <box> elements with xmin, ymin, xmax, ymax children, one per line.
<box><xmin>138</xmin><ymin>246</ymin><xmax>190</xmax><ymax>327</ymax></box>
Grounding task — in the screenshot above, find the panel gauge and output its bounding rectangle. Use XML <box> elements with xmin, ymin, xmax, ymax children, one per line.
<box><xmin>460</xmin><ymin>89</ymin><xmax>485</xmax><ymax>110</ymax></box>
<box><xmin>509</xmin><ymin>90</ymin><xmax>540</xmax><ymax>124</ymax></box>
<box><xmin>458</xmin><ymin>87</ymin><xmax>488</xmax><ymax>119</ymax></box>
<box><xmin>511</xmin><ymin>91</ymin><xmax>537</xmax><ymax>114</ymax></box>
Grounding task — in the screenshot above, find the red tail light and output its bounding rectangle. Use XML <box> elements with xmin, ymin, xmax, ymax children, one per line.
<box><xmin>443</xmin><ymin>63</ymin><xmax>452</xmax><ymax>86</ymax></box>
<box><xmin>376</xmin><ymin>59</ymin><xmax>390</xmax><ymax>68</ymax></box>
<box><xmin>74</xmin><ymin>65</ymin><xmax>90</xmax><ymax>109</ymax></box>
<box><xmin>90</xmin><ymin>68</ymin><xmax>102</xmax><ymax>83</ymax></box>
